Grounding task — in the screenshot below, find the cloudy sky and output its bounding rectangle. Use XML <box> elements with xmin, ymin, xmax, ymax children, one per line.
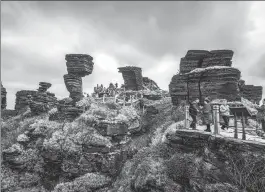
<box><xmin>1</xmin><ymin>1</ymin><xmax>265</xmax><ymax>109</ymax></box>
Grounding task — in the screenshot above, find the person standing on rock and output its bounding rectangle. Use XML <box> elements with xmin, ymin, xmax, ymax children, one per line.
<box><xmin>202</xmin><ymin>97</ymin><xmax>212</xmax><ymax>132</ymax></box>
<box><xmin>220</xmin><ymin>100</ymin><xmax>230</xmax><ymax>130</ymax></box>
<box><xmin>257</xmin><ymin>98</ymin><xmax>265</xmax><ymax>132</ymax></box>
<box><xmin>189</xmin><ymin>98</ymin><xmax>200</xmax><ymax>129</ymax></box>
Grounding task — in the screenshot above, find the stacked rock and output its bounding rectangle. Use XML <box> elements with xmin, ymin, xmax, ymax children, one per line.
<box><xmin>179</xmin><ymin>50</ymin><xmax>234</xmax><ymax>74</ymax></box>
<box><xmin>15</xmin><ymin>90</ymin><xmax>37</xmax><ymax>111</ymax></box>
<box><xmin>38</xmin><ymin>82</ymin><xmax>52</xmax><ymax>92</ymax></box>
<box><xmin>1</xmin><ymin>83</ymin><xmax>7</xmax><ymax>110</ymax></box>
<box><xmin>169</xmin><ymin>50</ymin><xmax>245</xmax><ymax>105</ymax></box>
<box><xmin>65</xmin><ymin>54</ymin><xmax>94</xmax><ymax>77</ymax></box>
<box><xmin>63</xmin><ymin>74</ymin><xmax>83</xmax><ymax>102</ymax></box>
<box><xmin>179</xmin><ymin>50</ymin><xmax>210</xmax><ymax>74</ymax></box>
<box><xmin>64</xmin><ymin>54</ymin><xmax>94</xmax><ymax>102</ymax></box>
<box><xmin>201</xmin><ymin>50</ymin><xmax>234</xmax><ymax>68</ymax></box>
<box><xmin>118</xmin><ymin>66</ymin><xmax>143</xmax><ymax>91</ymax></box>
<box><xmin>28</xmin><ymin>82</ymin><xmax>58</xmax><ymax>115</ymax></box>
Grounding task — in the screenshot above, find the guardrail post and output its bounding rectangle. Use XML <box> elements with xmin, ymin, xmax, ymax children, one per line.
<box><xmin>184</xmin><ymin>105</ymin><xmax>189</xmax><ymax>129</ymax></box>
<box><xmin>123</xmin><ymin>95</ymin><xmax>126</xmax><ymax>107</ymax></box>
<box><xmin>103</xmin><ymin>94</ymin><xmax>105</xmax><ymax>103</ymax></box>
<box><xmin>213</xmin><ymin>105</ymin><xmax>220</xmax><ymax>134</ymax></box>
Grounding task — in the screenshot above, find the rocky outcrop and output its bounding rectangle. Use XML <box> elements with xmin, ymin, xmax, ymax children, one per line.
<box><xmin>118</xmin><ymin>66</ymin><xmax>143</xmax><ymax>91</ymax></box>
<box><xmin>63</xmin><ymin>54</ymin><xmax>94</xmax><ymax>102</ymax></box>
<box><xmin>168</xmin><ymin>50</ymin><xmax>261</xmax><ymax>105</ymax></box>
<box><xmin>28</xmin><ymin>82</ymin><xmax>58</xmax><ymax>115</ymax></box>
<box><xmin>170</xmin><ymin>66</ymin><xmax>241</xmax><ymax>105</ymax></box>
<box><xmin>15</xmin><ymin>90</ymin><xmax>37</xmax><ymax>111</ymax></box>
<box><xmin>1</xmin><ymin>82</ymin><xmax>7</xmax><ymax>110</ymax></box>
<box><xmin>241</xmin><ymin>85</ymin><xmax>263</xmax><ymax>104</ymax></box>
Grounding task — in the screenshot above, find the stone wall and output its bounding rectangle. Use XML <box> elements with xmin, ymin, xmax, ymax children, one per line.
<box><xmin>1</xmin><ymin>83</ymin><xmax>7</xmax><ymax>110</ymax></box>
<box><xmin>118</xmin><ymin>66</ymin><xmax>143</xmax><ymax>91</ymax></box>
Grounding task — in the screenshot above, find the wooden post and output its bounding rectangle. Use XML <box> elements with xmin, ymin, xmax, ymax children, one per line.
<box><xmin>241</xmin><ymin>112</ymin><xmax>246</xmax><ymax>140</ymax></box>
<box><xmin>130</xmin><ymin>95</ymin><xmax>132</xmax><ymax>107</ymax></box>
<box><xmin>234</xmin><ymin>114</ymin><xmax>238</xmax><ymax>139</ymax></box>
<box><xmin>123</xmin><ymin>95</ymin><xmax>126</xmax><ymax>107</ymax></box>
<box><xmin>213</xmin><ymin>105</ymin><xmax>220</xmax><ymax>135</ymax></box>
<box><xmin>103</xmin><ymin>94</ymin><xmax>105</xmax><ymax>103</ymax></box>
<box><xmin>184</xmin><ymin>105</ymin><xmax>189</xmax><ymax>129</ymax></box>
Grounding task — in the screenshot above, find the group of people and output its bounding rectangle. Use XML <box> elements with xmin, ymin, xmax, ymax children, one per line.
<box><xmin>189</xmin><ymin>97</ymin><xmax>213</xmax><ymax>132</ymax></box>
<box><xmin>189</xmin><ymin>97</ymin><xmax>265</xmax><ymax>133</ymax></box>
<box><xmin>93</xmin><ymin>83</ymin><xmax>125</xmax><ymax>98</ymax></box>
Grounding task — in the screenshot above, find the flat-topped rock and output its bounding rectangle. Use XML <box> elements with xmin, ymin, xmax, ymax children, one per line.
<box><xmin>15</xmin><ymin>90</ymin><xmax>37</xmax><ymax>111</ymax></box>
<box><xmin>118</xmin><ymin>66</ymin><xmax>143</xmax><ymax>91</ymax></box>
<box><xmin>241</xmin><ymin>85</ymin><xmax>263</xmax><ymax>104</ymax></box>
<box><xmin>65</xmin><ymin>54</ymin><xmax>94</xmax><ymax>77</ymax></box>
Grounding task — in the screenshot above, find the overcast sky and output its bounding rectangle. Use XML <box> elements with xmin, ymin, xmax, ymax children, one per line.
<box><xmin>1</xmin><ymin>1</ymin><xmax>265</xmax><ymax>109</ymax></box>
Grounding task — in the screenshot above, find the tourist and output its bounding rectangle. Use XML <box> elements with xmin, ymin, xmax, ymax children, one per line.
<box><xmin>189</xmin><ymin>98</ymin><xmax>200</xmax><ymax>129</ymax></box>
<box><xmin>202</xmin><ymin>97</ymin><xmax>212</xmax><ymax>132</ymax></box>
<box><xmin>220</xmin><ymin>100</ymin><xmax>230</xmax><ymax>130</ymax></box>
<box><xmin>257</xmin><ymin>98</ymin><xmax>265</xmax><ymax>132</ymax></box>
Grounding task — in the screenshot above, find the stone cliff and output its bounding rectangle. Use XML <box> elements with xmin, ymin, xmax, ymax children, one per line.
<box><xmin>169</xmin><ymin>50</ymin><xmax>263</xmax><ymax>105</ymax></box>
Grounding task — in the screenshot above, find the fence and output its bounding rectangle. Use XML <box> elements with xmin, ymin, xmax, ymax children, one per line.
<box><xmin>183</xmin><ymin>104</ymin><xmax>262</xmax><ymax>140</ymax></box>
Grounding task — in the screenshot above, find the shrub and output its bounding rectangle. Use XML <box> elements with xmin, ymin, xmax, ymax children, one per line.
<box><xmin>105</xmin><ymin>100</ymin><xmax>121</xmax><ymax>110</ymax></box>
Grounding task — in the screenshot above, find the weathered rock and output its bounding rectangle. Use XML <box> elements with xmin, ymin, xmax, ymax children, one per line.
<box><xmin>142</xmin><ymin>77</ymin><xmax>160</xmax><ymax>90</ymax></box>
<box><xmin>38</xmin><ymin>82</ymin><xmax>52</xmax><ymax>92</ymax></box>
<box><xmin>201</xmin><ymin>50</ymin><xmax>234</xmax><ymax>68</ymax></box>
<box><xmin>241</xmin><ymin>84</ymin><xmax>263</xmax><ymax>104</ymax></box>
<box><xmin>118</xmin><ymin>66</ymin><xmax>143</xmax><ymax>91</ymax></box>
<box><xmin>52</xmin><ymin>172</ymin><xmax>112</xmax><ymax>192</ymax></box>
<box><xmin>1</xmin><ymin>82</ymin><xmax>7</xmax><ymax>109</ymax></box>
<box><xmin>65</xmin><ymin>54</ymin><xmax>94</xmax><ymax>77</ymax></box>
<box><xmin>15</xmin><ymin>90</ymin><xmax>37</xmax><ymax>111</ymax></box>
<box><xmin>170</xmin><ymin>64</ymin><xmax>241</xmax><ymax>105</ymax></box>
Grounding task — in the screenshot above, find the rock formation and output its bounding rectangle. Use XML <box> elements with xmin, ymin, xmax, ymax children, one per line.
<box><xmin>169</xmin><ymin>50</ymin><xmax>263</xmax><ymax>105</ymax></box>
<box><xmin>28</xmin><ymin>82</ymin><xmax>58</xmax><ymax>115</ymax></box>
<box><xmin>1</xmin><ymin>83</ymin><xmax>7</xmax><ymax>110</ymax></box>
<box><xmin>241</xmin><ymin>85</ymin><xmax>263</xmax><ymax>104</ymax></box>
<box><xmin>14</xmin><ymin>83</ymin><xmax>57</xmax><ymax>115</ymax></box>
<box><xmin>15</xmin><ymin>90</ymin><xmax>37</xmax><ymax>111</ymax></box>
<box><xmin>64</xmin><ymin>54</ymin><xmax>94</xmax><ymax>102</ymax></box>
<box><xmin>142</xmin><ymin>77</ymin><xmax>160</xmax><ymax>90</ymax></box>
<box><xmin>118</xmin><ymin>66</ymin><xmax>143</xmax><ymax>91</ymax></box>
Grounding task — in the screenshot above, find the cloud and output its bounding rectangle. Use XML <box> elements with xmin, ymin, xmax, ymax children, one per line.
<box><xmin>1</xmin><ymin>1</ymin><xmax>265</xmax><ymax>109</ymax></box>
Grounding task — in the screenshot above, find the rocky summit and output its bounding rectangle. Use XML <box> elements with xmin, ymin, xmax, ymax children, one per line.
<box><xmin>1</xmin><ymin>50</ymin><xmax>264</xmax><ymax>192</ymax></box>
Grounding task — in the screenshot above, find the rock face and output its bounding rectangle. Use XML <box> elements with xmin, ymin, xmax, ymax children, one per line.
<box><xmin>118</xmin><ymin>66</ymin><xmax>143</xmax><ymax>91</ymax></box>
<box><xmin>169</xmin><ymin>50</ymin><xmax>260</xmax><ymax>105</ymax></box>
<box><xmin>241</xmin><ymin>85</ymin><xmax>263</xmax><ymax>104</ymax></box>
<box><xmin>63</xmin><ymin>54</ymin><xmax>94</xmax><ymax>102</ymax></box>
<box><xmin>1</xmin><ymin>83</ymin><xmax>7</xmax><ymax>110</ymax></box>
